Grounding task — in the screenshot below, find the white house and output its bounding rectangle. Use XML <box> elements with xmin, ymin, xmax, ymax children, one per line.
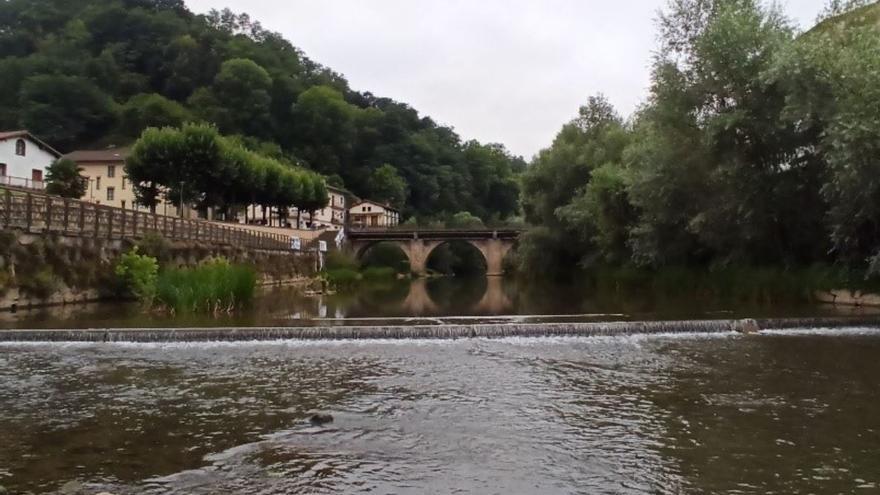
<box><xmin>349</xmin><ymin>200</ymin><xmax>400</xmax><ymax>228</ymax></box>
<box><xmin>0</xmin><ymin>130</ymin><xmax>61</xmax><ymax>190</ymax></box>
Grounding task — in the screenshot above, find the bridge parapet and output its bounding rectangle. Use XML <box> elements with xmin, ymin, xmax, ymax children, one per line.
<box><xmin>346</xmin><ymin>227</ymin><xmax>521</xmax><ymax>276</ymax></box>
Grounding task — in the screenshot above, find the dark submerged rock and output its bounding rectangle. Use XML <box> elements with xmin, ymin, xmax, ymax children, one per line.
<box><xmin>309</xmin><ymin>413</ymin><xmax>334</xmax><ymax>425</ymax></box>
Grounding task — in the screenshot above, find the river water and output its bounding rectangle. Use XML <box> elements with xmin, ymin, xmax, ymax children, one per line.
<box><xmin>1</xmin><ymin>279</ymin><xmax>880</xmax><ymax>494</ymax></box>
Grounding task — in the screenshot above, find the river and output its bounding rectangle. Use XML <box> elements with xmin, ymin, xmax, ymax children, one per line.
<box><xmin>1</xmin><ymin>278</ymin><xmax>879</xmax><ymax>494</ymax></box>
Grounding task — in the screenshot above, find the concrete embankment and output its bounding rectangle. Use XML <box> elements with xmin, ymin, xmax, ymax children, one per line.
<box><xmin>1</xmin><ymin>317</ymin><xmax>879</xmax><ymax>342</ymax></box>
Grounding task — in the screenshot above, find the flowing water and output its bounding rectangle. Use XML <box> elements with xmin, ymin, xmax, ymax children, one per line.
<box><xmin>1</xmin><ymin>278</ymin><xmax>880</xmax><ymax>494</ymax></box>
<box><xmin>1</xmin><ymin>331</ymin><xmax>880</xmax><ymax>494</ymax></box>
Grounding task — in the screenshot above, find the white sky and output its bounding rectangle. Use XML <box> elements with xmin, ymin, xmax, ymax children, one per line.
<box><xmin>186</xmin><ymin>0</ymin><xmax>829</xmax><ymax>159</ymax></box>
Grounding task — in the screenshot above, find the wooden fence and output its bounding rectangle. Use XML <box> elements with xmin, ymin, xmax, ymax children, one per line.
<box><xmin>0</xmin><ymin>187</ymin><xmax>295</xmax><ymax>252</ymax></box>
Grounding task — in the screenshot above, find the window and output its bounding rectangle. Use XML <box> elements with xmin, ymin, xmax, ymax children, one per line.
<box><xmin>121</xmin><ymin>200</ymin><xmax>126</xmax><ymax>209</ymax></box>
<box><xmin>15</xmin><ymin>139</ymin><xmax>25</xmax><ymax>156</ymax></box>
<box><xmin>106</xmin><ymin>187</ymin><xmax>115</xmax><ymax>201</ymax></box>
<box><xmin>0</xmin><ymin>163</ymin><xmax>6</xmax><ymax>177</ymax></box>
<box><xmin>31</xmin><ymin>169</ymin><xmax>42</xmax><ymax>182</ymax></box>
<box><xmin>107</xmin><ymin>165</ymin><xmax>115</xmax><ymax>178</ymax></box>
<box><xmin>121</xmin><ymin>176</ymin><xmax>126</xmax><ymax>190</ymax></box>
<box><xmin>96</xmin><ymin>177</ymin><xmax>101</xmax><ymax>190</ymax></box>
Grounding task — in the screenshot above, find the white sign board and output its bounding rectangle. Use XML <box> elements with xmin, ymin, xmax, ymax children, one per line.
<box><xmin>318</xmin><ymin>240</ymin><xmax>328</xmax><ymax>252</ymax></box>
<box><xmin>290</xmin><ymin>237</ymin><xmax>301</xmax><ymax>251</ymax></box>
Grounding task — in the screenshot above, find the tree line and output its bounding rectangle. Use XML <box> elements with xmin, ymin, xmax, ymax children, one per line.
<box><xmin>519</xmin><ymin>0</ymin><xmax>880</xmax><ymax>279</ymax></box>
<box><xmin>0</xmin><ymin>0</ymin><xmax>522</xmax><ymax>221</ymax></box>
<box><xmin>126</xmin><ymin>123</ymin><xmax>328</xmax><ymax>223</ymax></box>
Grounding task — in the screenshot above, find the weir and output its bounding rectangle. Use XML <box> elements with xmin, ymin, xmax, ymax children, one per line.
<box><xmin>1</xmin><ymin>317</ymin><xmax>879</xmax><ymax>343</ymax></box>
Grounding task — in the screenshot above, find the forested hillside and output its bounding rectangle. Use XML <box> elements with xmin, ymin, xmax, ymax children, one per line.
<box><xmin>0</xmin><ymin>0</ymin><xmax>523</xmax><ymax>221</ymax></box>
<box><xmin>519</xmin><ymin>0</ymin><xmax>880</xmax><ymax>278</ymax></box>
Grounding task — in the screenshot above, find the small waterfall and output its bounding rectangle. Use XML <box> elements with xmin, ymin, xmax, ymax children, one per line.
<box><xmin>1</xmin><ymin>317</ymin><xmax>879</xmax><ymax>342</ymax></box>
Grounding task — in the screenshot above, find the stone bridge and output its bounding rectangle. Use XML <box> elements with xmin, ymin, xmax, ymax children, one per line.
<box><xmin>346</xmin><ymin>228</ymin><xmax>520</xmax><ymax>277</ymax></box>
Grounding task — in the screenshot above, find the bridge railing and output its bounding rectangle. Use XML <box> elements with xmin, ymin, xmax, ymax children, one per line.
<box><xmin>346</xmin><ymin>226</ymin><xmax>524</xmax><ymax>234</ymax></box>
<box><xmin>1</xmin><ymin>187</ymin><xmax>293</xmax><ymax>251</ymax></box>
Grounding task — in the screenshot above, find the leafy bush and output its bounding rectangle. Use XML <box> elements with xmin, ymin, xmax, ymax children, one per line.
<box><xmin>137</xmin><ymin>232</ymin><xmax>172</xmax><ymax>263</ymax></box>
<box><xmin>155</xmin><ymin>257</ymin><xmax>256</xmax><ymax>314</ymax></box>
<box><xmin>115</xmin><ymin>248</ymin><xmax>159</xmax><ymax>304</ymax></box>
<box><xmin>324</xmin><ymin>250</ymin><xmax>359</xmax><ymax>271</ymax></box>
<box><xmin>323</xmin><ymin>268</ymin><xmax>361</xmax><ymax>291</ymax></box>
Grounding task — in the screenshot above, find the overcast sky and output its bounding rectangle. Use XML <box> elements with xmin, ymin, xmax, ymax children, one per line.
<box><xmin>186</xmin><ymin>0</ymin><xmax>829</xmax><ymax>159</ymax></box>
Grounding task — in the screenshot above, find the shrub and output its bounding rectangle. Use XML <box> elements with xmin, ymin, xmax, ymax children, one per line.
<box><xmin>19</xmin><ymin>267</ymin><xmax>60</xmax><ymax>299</ymax></box>
<box><xmin>137</xmin><ymin>232</ymin><xmax>172</xmax><ymax>263</ymax></box>
<box><xmin>115</xmin><ymin>247</ymin><xmax>159</xmax><ymax>305</ymax></box>
<box><xmin>361</xmin><ymin>266</ymin><xmax>397</xmax><ymax>281</ymax></box>
<box><xmin>325</xmin><ymin>250</ymin><xmax>359</xmax><ymax>271</ymax></box>
<box><xmin>323</xmin><ymin>268</ymin><xmax>361</xmax><ymax>291</ymax></box>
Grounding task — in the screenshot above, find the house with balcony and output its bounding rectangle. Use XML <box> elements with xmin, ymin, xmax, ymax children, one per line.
<box><xmin>0</xmin><ymin>130</ymin><xmax>60</xmax><ymax>190</ymax></box>
<box><xmin>349</xmin><ymin>200</ymin><xmax>399</xmax><ymax>228</ymax></box>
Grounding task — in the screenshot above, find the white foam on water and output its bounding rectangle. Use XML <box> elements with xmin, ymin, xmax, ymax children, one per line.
<box><xmin>494</xmin><ymin>331</ymin><xmax>740</xmax><ymax>346</ymax></box>
<box><xmin>0</xmin><ymin>338</ymin><xmax>470</xmax><ymax>350</ymax></box>
<box><xmin>759</xmin><ymin>327</ymin><xmax>880</xmax><ymax>337</ymax></box>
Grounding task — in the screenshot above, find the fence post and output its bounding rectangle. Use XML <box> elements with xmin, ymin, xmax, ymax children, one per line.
<box><xmin>45</xmin><ymin>197</ymin><xmax>52</xmax><ymax>232</ymax></box>
<box><xmin>79</xmin><ymin>202</ymin><xmax>86</xmax><ymax>233</ymax></box>
<box><xmin>106</xmin><ymin>206</ymin><xmax>113</xmax><ymax>239</ymax></box>
<box><xmin>120</xmin><ymin>209</ymin><xmax>126</xmax><ymax>237</ymax></box>
<box><xmin>4</xmin><ymin>188</ymin><xmax>11</xmax><ymax>229</ymax></box>
<box><xmin>25</xmin><ymin>192</ymin><xmax>33</xmax><ymax>232</ymax></box>
<box><xmin>62</xmin><ymin>199</ymin><xmax>70</xmax><ymax>232</ymax></box>
<box><xmin>93</xmin><ymin>204</ymin><xmax>100</xmax><ymax>238</ymax></box>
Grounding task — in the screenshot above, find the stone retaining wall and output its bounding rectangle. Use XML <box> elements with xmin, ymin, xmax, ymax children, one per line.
<box><xmin>0</xmin><ymin>230</ymin><xmax>316</xmax><ymax>311</ymax></box>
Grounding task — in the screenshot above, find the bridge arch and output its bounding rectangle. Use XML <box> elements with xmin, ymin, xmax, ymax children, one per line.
<box><xmin>348</xmin><ymin>229</ymin><xmax>518</xmax><ymax>277</ymax></box>
<box><xmin>425</xmin><ymin>240</ymin><xmax>489</xmax><ymax>276</ymax></box>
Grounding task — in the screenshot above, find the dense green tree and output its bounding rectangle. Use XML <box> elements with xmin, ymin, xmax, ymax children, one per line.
<box><xmin>367</xmin><ymin>164</ymin><xmax>408</xmax><ymax>209</ymax></box>
<box><xmin>191</xmin><ymin>58</ymin><xmax>272</xmax><ymax>137</ymax></box>
<box><xmin>517</xmin><ymin>0</ymin><xmax>880</xmax><ymax>278</ymax></box>
<box><xmin>45</xmin><ymin>159</ymin><xmax>87</xmax><ymax>198</ymax></box>
<box><xmin>120</xmin><ymin>93</ymin><xmax>190</xmax><ymax>138</ymax></box>
<box><xmin>19</xmin><ymin>75</ymin><xmax>118</xmax><ymax>150</ymax></box>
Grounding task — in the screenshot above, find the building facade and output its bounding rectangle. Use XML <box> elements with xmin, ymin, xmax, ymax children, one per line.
<box><xmin>0</xmin><ymin>130</ymin><xmax>60</xmax><ymax>190</ymax></box>
<box><xmin>349</xmin><ymin>200</ymin><xmax>400</xmax><ymax>228</ymax></box>
<box><xmin>240</xmin><ymin>186</ymin><xmax>350</xmax><ymax>231</ymax></box>
<box><xmin>64</xmin><ymin>148</ymin><xmax>183</xmax><ymax>216</ymax></box>
<box><xmin>299</xmin><ymin>186</ymin><xmax>348</xmax><ymax>230</ymax></box>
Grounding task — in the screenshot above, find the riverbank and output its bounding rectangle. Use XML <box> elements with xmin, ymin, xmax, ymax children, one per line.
<box><xmin>2</xmin><ymin>316</ymin><xmax>880</xmax><ymax>342</ymax></box>
<box><xmin>0</xmin><ymin>230</ymin><xmax>318</xmax><ymax>311</ymax></box>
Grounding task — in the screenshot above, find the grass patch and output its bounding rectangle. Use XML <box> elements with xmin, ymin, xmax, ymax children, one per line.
<box><xmin>155</xmin><ymin>257</ymin><xmax>257</xmax><ymax>314</ymax></box>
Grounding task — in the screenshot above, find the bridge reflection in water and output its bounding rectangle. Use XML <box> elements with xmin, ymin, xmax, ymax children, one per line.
<box><xmin>309</xmin><ymin>277</ymin><xmax>514</xmax><ymax>321</ymax></box>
